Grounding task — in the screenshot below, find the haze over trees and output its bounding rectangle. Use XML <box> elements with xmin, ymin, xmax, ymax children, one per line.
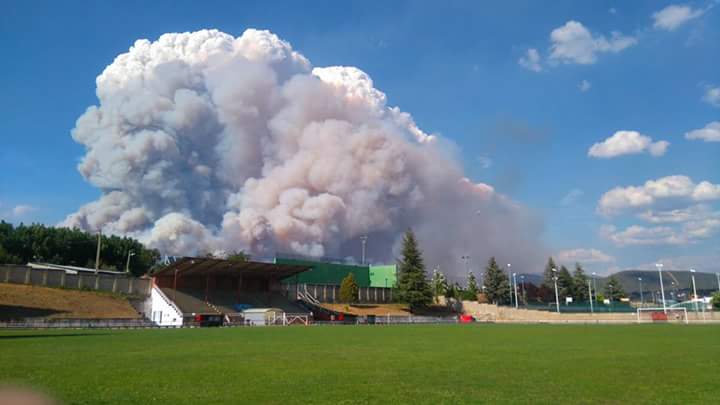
<box><xmin>0</xmin><ymin>221</ymin><xmax>159</xmax><ymax>276</ymax></box>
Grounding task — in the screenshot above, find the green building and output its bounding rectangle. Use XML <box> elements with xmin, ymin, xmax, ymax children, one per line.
<box><xmin>275</xmin><ymin>257</ymin><xmax>396</xmax><ymax>288</ymax></box>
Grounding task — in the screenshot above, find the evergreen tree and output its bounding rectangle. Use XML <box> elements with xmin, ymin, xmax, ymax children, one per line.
<box><xmin>572</xmin><ymin>263</ymin><xmax>590</xmax><ymax>301</ymax></box>
<box><xmin>431</xmin><ymin>268</ymin><xmax>448</xmax><ymax>303</ymax></box>
<box><xmin>466</xmin><ymin>271</ymin><xmax>479</xmax><ymax>297</ymax></box>
<box><xmin>541</xmin><ymin>257</ymin><xmax>557</xmax><ymax>291</ymax></box>
<box><xmin>396</xmin><ymin>229</ymin><xmax>433</xmax><ymax>310</ymax></box>
<box><xmin>339</xmin><ymin>273</ymin><xmax>359</xmax><ymax>303</ymax></box>
<box><xmin>604</xmin><ymin>275</ymin><xmax>626</xmax><ymax>301</ymax></box>
<box><xmin>557</xmin><ymin>265</ymin><xmax>575</xmax><ymax>299</ymax></box>
<box><xmin>483</xmin><ymin>257</ymin><xmax>511</xmax><ymax>304</ymax></box>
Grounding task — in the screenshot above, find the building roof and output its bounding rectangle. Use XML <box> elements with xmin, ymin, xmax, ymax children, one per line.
<box><xmin>152</xmin><ymin>257</ymin><xmax>311</xmax><ymax>279</ymax></box>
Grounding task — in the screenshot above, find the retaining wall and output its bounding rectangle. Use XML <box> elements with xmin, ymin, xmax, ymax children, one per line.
<box><xmin>0</xmin><ymin>266</ymin><xmax>150</xmax><ymax>297</ymax></box>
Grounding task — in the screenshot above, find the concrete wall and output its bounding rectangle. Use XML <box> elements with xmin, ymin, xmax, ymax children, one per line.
<box><xmin>450</xmin><ymin>299</ymin><xmax>720</xmax><ymax>323</ymax></box>
<box><xmin>148</xmin><ymin>286</ymin><xmax>183</xmax><ymax>326</ymax></box>
<box><xmin>0</xmin><ymin>266</ymin><xmax>150</xmax><ymax>296</ymax></box>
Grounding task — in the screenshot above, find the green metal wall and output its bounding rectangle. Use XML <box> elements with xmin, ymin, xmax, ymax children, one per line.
<box><xmin>275</xmin><ymin>258</ymin><xmax>372</xmax><ymax>287</ymax></box>
<box><xmin>369</xmin><ymin>265</ymin><xmax>397</xmax><ymax>288</ymax></box>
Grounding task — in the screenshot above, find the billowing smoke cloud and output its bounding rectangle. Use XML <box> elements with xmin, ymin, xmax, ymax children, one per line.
<box><xmin>61</xmin><ymin>29</ymin><xmax>545</xmax><ymax>278</ymax></box>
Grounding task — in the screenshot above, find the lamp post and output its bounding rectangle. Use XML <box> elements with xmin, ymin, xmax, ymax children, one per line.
<box><xmin>552</xmin><ymin>268</ymin><xmax>560</xmax><ymax>313</ymax></box>
<box><xmin>591</xmin><ymin>272</ymin><xmax>597</xmax><ymax>302</ymax></box>
<box><xmin>716</xmin><ymin>272</ymin><xmax>720</xmax><ymax>293</ymax></box>
<box><xmin>94</xmin><ymin>230</ymin><xmax>102</xmax><ymax>274</ymax></box>
<box><xmin>360</xmin><ymin>235</ymin><xmax>368</xmax><ymax>264</ymax></box>
<box><xmin>690</xmin><ymin>269</ymin><xmax>705</xmax><ymax>321</ymax></box>
<box><xmin>507</xmin><ymin>263</ymin><xmax>513</xmax><ymax>306</ymax></box>
<box><xmin>656</xmin><ymin>263</ymin><xmax>667</xmax><ymax>313</ymax></box>
<box><xmin>512</xmin><ymin>272</ymin><xmax>519</xmax><ymax>308</ymax></box>
<box><xmin>125</xmin><ymin>251</ymin><xmax>135</xmax><ymax>273</ymax></box>
<box><xmin>588</xmin><ymin>279</ymin><xmax>594</xmax><ymax>313</ymax></box>
<box><xmin>638</xmin><ymin>277</ymin><xmax>644</xmax><ymax>307</ymax></box>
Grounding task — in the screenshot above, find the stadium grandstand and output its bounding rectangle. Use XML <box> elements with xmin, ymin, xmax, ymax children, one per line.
<box><xmin>149</xmin><ymin>258</ymin><xmax>313</xmax><ymax>326</ymax></box>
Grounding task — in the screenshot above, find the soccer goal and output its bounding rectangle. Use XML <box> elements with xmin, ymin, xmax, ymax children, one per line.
<box><xmin>636</xmin><ymin>307</ymin><xmax>688</xmax><ymax>324</ymax></box>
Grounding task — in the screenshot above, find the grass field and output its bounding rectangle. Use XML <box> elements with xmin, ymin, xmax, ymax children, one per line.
<box><xmin>1</xmin><ymin>324</ymin><xmax>719</xmax><ymax>404</ymax></box>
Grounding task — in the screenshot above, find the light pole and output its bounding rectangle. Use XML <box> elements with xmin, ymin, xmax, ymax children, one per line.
<box><xmin>591</xmin><ymin>272</ymin><xmax>597</xmax><ymax>302</ymax></box>
<box><xmin>690</xmin><ymin>269</ymin><xmax>705</xmax><ymax>321</ymax></box>
<box><xmin>552</xmin><ymin>268</ymin><xmax>560</xmax><ymax>313</ymax></box>
<box><xmin>638</xmin><ymin>277</ymin><xmax>644</xmax><ymax>307</ymax></box>
<box><xmin>520</xmin><ymin>275</ymin><xmax>526</xmax><ymax>306</ymax></box>
<box><xmin>588</xmin><ymin>279</ymin><xmax>594</xmax><ymax>313</ymax></box>
<box><xmin>94</xmin><ymin>230</ymin><xmax>102</xmax><ymax>274</ymax></box>
<box><xmin>716</xmin><ymin>272</ymin><xmax>720</xmax><ymax>293</ymax></box>
<box><xmin>507</xmin><ymin>263</ymin><xmax>513</xmax><ymax>306</ymax></box>
<box><xmin>512</xmin><ymin>272</ymin><xmax>519</xmax><ymax>308</ymax></box>
<box><xmin>656</xmin><ymin>263</ymin><xmax>667</xmax><ymax>313</ymax></box>
<box><xmin>360</xmin><ymin>235</ymin><xmax>368</xmax><ymax>264</ymax></box>
<box><xmin>125</xmin><ymin>251</ymin><xmax>135</xmax><ymax>273</ymax></box>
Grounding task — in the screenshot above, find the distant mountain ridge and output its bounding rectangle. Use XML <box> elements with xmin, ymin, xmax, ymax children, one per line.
<box><xmin>514</xmin><ymin>270</ymin><xmax>719</xmax><ymax>296</ymax></box>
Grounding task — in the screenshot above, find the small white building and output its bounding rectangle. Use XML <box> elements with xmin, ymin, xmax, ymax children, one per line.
<box><xmin>242</xmin><ymin>308</ymin><xmax>284</xmax><ymax>326</ymax></box>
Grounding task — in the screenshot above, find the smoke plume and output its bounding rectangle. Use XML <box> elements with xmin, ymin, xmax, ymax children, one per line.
<box><xmin>61</xmin><ymin>29</ymin><xmax>544</xmax><ymax>277</ymax></box>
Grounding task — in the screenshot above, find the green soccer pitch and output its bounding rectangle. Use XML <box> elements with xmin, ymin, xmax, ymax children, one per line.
<box><xmin>1</xmin><ymin>324</ymin><xmax>718</xmax><ymax>404</ymax></box>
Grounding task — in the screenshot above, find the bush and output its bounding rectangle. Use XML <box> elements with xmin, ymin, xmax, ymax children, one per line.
<box><xmin>712</xmin><ymin>292</ymin><xmax>720</xmax><ymax>310</ymax></box>
<box><xmin>339</xmin><ymin>273</ymin><xmax>359</xmax><ymax>304</ymax></box>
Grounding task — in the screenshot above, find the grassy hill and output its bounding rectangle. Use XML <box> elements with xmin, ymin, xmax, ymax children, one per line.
<box><xmin>0</xmin><ymin>283</ymin><xmax>141</xmax><ymax>321</ymax></box>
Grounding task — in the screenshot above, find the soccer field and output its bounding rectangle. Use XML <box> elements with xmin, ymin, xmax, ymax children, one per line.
<box><xmin>1</xmin><ymin>324</ymin><xmax>718</xmax><ymax>404</ymax></box>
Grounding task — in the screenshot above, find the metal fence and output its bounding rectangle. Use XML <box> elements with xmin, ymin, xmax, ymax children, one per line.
<box><xmin>0</xmin><ymin>318</ymin><xmax>155</xmax><ymax>329</ymax></box>
<box><xmin>286</xmin><ymin>283</ymin><xmax>394</xmax><ymax>303</ymax></box>
<box><xmin>519</xmin><ymin>301</ymin><xmax>636</xmax><ymax>313</ymax></box>
<box><xmin>0</xmin><ymin>265</ymin><xmax>150</xmax><ymax>296</ymax></box>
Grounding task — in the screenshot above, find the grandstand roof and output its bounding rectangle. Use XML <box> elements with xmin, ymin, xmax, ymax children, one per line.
<box><xmin>152</xmin><ymin>257</ymin><xmax>310</xmax><ymax>279</ymax></box>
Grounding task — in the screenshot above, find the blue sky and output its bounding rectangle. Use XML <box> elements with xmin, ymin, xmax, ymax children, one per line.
<box><xmin>1</xmin><ymin>1</ymin><xmax>719</xmax><ymax>273</ymax></box>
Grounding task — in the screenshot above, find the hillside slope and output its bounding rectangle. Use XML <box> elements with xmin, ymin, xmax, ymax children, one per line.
<box><xmin>0</xmin><ymin>283</ymin><xmax>141</xmax><ymax>320</ymax></box>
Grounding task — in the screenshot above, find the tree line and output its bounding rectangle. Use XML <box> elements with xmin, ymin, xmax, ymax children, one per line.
<box><xmin>370</xmin><ymin>229</ymin><xmax>629</xmax><ymax>311</ymax></box>
<box><xmin>0</xmin><ymin>221</ymin><xmax>160</xmax><ymax>276</ymax></box>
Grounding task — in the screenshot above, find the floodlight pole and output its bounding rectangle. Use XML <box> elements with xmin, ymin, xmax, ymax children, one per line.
<box><xmin>690</xmin><ymin>269</ymin><xmax>705</xmax><ymax>321</ymax></box>
<box><xmin>656</xmin><ymin>263</ymin><xmax>667</xmax><ymax>313</ymax></box>
<box><xmin>591</xmin><ymin>272</ymin><xmax>597</xmax><ymax>302</ymax></box>
<box><xmin>552</xmin><ymin>268</ymin><xmax>560</xmax><ymax>314</ymax></box>
<box><xmin>638</xmin><ymin>277</ymin><xmax>644</xmax><ymax>307</ymax></box>
<box><xmin>125</xmin><ymin>251</ymin><xmax>135</xmax><ymax>274</ymax></box>
<box><xmin>360</xmin><ymin>235</ymin><xmax>368</xmax><ymax>265</ymax></box>
<box><xmin>716</xmin><ymin>272</ymin><xmax>720</xmax><ymax>293</ymax></box>
<box><xmin>512</xmin><ymin>272</ymin><xmax>519</xmax><ymax>308</ymax></box>
<box><xmin>507</xmin><ymin>263</ymin><xmax>513</xmax><ymax>306</ymax></box>
<box><xmin>94</xmin><ymin>230</ymin><xmax>102</xmax><ymax>274</ymax></box>
<box><xmin>588</xmin><ymin>279</ymin><xmax>594</xmax><ymax>313</ymax></box>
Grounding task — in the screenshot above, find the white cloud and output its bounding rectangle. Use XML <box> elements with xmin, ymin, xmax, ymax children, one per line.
<box><xmin>598</xmin><ymin>175</ymin><xmax>720</xmax><ymax>216</ymax></box>
<box><xmin>560</xmin><ymin>188</ymin><xmax>584</xmax><ymax>206</ymax></box>
<box><xmin>11</xmin><ymin>205</ymin><xmax>36</xmax><ymax>217</ymax></box>
<box><xmin>477</xmin><ymin>155</ymin><xmax>493</xmax><ymax>169</ymax></box>
<box><xmin>578</xmin><ymin>80</ymin><xmax>592</xmax><ymax>92</ymax></box>
<box><xmin>638</xmin><ymin>205</ymin><xmax>709</xmax><ymax>224</ymax></box>
<box><xmin>588</xmin><ymin>130</ymin><xmax>669</xmax><ymax>158</ymax></box>
<box><xmin>652</xmin><ymin>4</ymin><xmax>706</xmax><ymax>31</ymax></box>
<box><xmin>601</xmin><ymin>224</ymin><xmax>683</xmax><ymax>246</ymax></box>
<box><xmin>702</xmin><ymin>86</ymin><xmax>720</xmax><ymax>107</ymax></box>
<box><xmin>557</xmin><ymin>248</ymin><xmax>615</xmax><ymax>264</ymax></box>
<box><xmin>609</xmin><ymin>8</ymin><xmax>618</xmax><ymax>15</ymax></box>
<box><xmin>518</xmin><ymin>48</ymin><xmax>542</xmax><ymax>72</ymax></box>
<box><xmin>549</xmin><ymin>21</ymin><xmax>637</xmax><ymax>65</ymax></box>
<box><xmin>685</xmin><ymin>121</ymin><xmax>720</xmax><ymax>142</ymax></box>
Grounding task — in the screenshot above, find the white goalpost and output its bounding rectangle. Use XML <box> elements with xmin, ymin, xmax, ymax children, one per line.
<box><xmin>636</xmin><ymin>307</ymin><xmax>688</xmax><ymax>324</ymax></box>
